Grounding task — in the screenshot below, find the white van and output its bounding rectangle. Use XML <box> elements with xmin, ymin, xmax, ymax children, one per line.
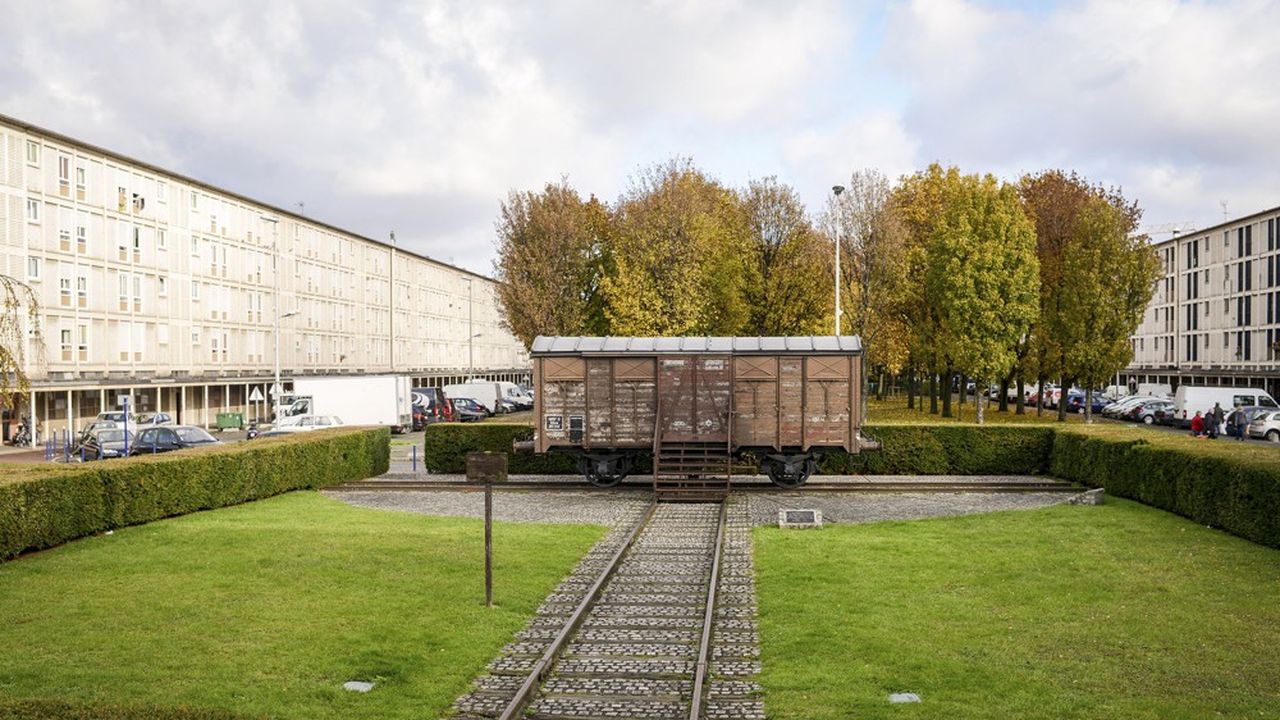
<box><xmin>444</xmin><ymin>382</ymin><xmax>504</xmax><ymax>414</ymax></box>
<box><xmin>1134</xmin><ymin>383</ymin><xmax>1173</xmax><ymax>398</ymax></box>
<box><xmin>1172</xmin><ymin>386</ymin><xmax>1279</xmax><ymax>423</ymax></box>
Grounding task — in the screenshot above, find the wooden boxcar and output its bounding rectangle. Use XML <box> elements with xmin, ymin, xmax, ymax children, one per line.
<box><xmin>528</xmin><ymin>336</ymin><xmax>873</xmax><ymax>491</ymax></box>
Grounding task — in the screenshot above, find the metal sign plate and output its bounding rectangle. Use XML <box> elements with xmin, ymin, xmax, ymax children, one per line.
<box><xmin>466</xmin><ymin>451</ymin><xmax>509</xmax><ymax>484</ymax></box>
<box><xmin>778</xmin><ymin>509</ymin><xmax>823</xmax><ymax>529</ymax></box>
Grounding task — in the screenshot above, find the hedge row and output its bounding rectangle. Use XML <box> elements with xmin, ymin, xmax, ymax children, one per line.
<box><xmin>1051</xmin><ymin>431</ymin><xmax>1280</xmax><ymax>548</ymax></box>
<box><xmin>0</xmin><ymin>426</ymin><xmax>389</xmax><ymax>561</ymax></box>
<box><xmin>423</xmin><ymin>422</ymin><xmax>1280</xmax><ymax>547</ymax></box>
<box><xmin>423</xmin><ymin>423</ymin><xmax>1054</xmax><ymax>476</ymax></box>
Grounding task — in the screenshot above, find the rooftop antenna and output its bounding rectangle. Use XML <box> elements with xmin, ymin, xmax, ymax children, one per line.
<box><xmin>296</xmin><ymin>201</ymin><xmax>305</xmax><ymax>216</ymax></box>
<box><xmin>390</xmin><ymin>231</ymin><xmax>396</xmax><ymax>247</ymax></box>
<box><xmin>1220</xmin><ymin>200</ymin><xmax>1229</xmax><ymax>221</ymax></box>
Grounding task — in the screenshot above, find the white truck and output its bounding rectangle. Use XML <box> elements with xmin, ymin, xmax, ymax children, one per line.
<box><xmin>283</xmin><ymin>375</ymin><xmax>414</xmax><ymax>433</ymax></box>
<box><xmin>444</xmin><ymin>381</ymin><xmax>504</xmax><ymax>414</ymax></box>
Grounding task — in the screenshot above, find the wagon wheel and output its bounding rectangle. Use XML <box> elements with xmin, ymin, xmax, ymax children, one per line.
<box><xmin>578</xmin><ymin>455</ymin><xmax>630</xmax><ymax>488</ymax></box>
<box><xmin>763</xmin><ymin>456</ymin><xmax>813</xmax><ymax>489</ymax></box>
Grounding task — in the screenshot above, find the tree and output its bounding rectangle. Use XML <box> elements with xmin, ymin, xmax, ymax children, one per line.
<box><xmin>1</xmin><ymin>274</ymin><xmax>41</xmax><ymax>411</ymax></box>
<box><xmin>493</xmin><ymin>180</ymin><xmax>608</xmax><ymax>346</ymax></box>
<box><xmin>826</xmin><ymin>169</ymin><xmax>912</xmax><ymax>416</ymax></box>
<box><xmin>1056</xmin><ymin>197</ymin><xmax>1160</xmax><ymax>422</ymax></box>
<box><xmin>740</xmin><ymin>177</ymin><xmax>830</xmax><ymax>335</ymax></box>
<box><xmin>602</xmin><ymin>159</ymin><xmax>753</xmax><ymax>335</ymax></box>
<box><xmin>924</xmin><ymin>172</ymin><xmax>1040</xmax><ymax>424</ymax></box>
<box><xmin>1021</xmin><ymin>170</ymin><xmax>1145</xmax><ymax>420</ymax></box>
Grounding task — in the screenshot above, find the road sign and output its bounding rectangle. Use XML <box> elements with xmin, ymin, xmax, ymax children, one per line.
<box><xmin>270</xmin><ymin>383</ymin><xmax>283</xmax><ymax>397</ymax></box>
<box><xmin>116</xmin><ymin>394</ymin><xmax>130</xmax><ymax>407</ymax></box>
<box><xmin>249</xmin><ymin>387</ymin><xmax>265</xmax><ymax>402</ymax></box>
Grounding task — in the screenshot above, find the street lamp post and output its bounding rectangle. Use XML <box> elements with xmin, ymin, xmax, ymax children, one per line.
<box><xmin>273</xmin><ymin>310</ymin><xmax>298</xmax><ymax>418</ymax></box>
<box><xmin>261</xmin><ymin>215</ymin><xmax>299</xmax><ymax>419</ymax></box>
<box><xmin>832</xmin><ymin>185</ymin><xmax>845</xmax><ymax>336</ymax></box>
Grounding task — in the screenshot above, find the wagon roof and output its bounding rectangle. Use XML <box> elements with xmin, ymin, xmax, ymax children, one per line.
<box><xmin>530</xmin><ymin>336</ymin><xmax>862</xmax><ymax>355</ymax></box>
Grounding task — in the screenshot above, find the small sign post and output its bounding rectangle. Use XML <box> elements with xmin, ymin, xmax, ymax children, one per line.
<box><xmin>466</xmin><ymin>451</ymin><xmax>508</xmax><ymax>607</ymax></box>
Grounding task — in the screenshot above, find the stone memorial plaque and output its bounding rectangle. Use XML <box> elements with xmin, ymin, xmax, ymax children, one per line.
<box><xmin>466</xmin><ymin>451</ymin><xmax>509</xmax><ymax>484</ymax></box>
<box><xmin>777</xmin><ymin>509</ymin><xmax>822</xmax><ymax>529</ymax></box>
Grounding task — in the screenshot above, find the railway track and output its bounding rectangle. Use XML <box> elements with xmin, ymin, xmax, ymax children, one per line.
<box><xmin>330</xmin><ymin>478</ymin><xmax>1079</xmax><ymax>493</ymax></box>
<box><xmin>453</xmin><ymin>498</ymin><xmax>759</xmax><ymax>720</ymax></box>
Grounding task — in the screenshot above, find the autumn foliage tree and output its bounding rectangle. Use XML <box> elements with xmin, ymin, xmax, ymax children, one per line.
<box><xmin>602</xmin><ymin>160</ymin><xmax>754</xmax><ymax>335</ymax></box>
<box><xmin>493</xmin><ymin>181</ymin><xmax>609</xmax><ymax>346</ymax></box>
<box><xmin>740</xmin><ymin>177</ymin><xmax>830</xmax><ymax>335</ymax></box>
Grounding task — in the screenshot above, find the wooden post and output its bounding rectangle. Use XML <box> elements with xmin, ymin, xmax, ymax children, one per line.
<box><xmin>466</xmin><ymin>451</ymin><xmax>508</xmax><ymax>607</ymax></box>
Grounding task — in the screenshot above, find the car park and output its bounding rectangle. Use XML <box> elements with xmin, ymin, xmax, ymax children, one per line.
<box><xmin>77</xmin><ymin>419</ymin><xmax>119</xmax><ymax>443</ymax></box>
<box><xmin>128</xmin><ymin>425</ymin><xmax>221</xmax><ymax>455</ymax></box>
<box><xmin>1247</xmin><ymin>412</ymin><xmax>1280</xmax><ymax>442</ymax></box>
<box><xmin>1102</xmin><ymin>395</ymin><xmax>1150</xmax><ymax>419</ymax></box>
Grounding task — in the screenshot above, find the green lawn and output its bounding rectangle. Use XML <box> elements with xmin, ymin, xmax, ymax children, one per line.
<box><xmin>869</xmin><ymin>396</ymin><xmax>1089</xmax><ymax>425</ymax></box>
<box><xmin>0</xmin><ymin>492</ymin><xmax>603</xmax><ymax>719</ymax></box>
<box><xmin>755</xmin><ymin>499</ymin><xmax>1280</xmax><ymax>719</ymax></box>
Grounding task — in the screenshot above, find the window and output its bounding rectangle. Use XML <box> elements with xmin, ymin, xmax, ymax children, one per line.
<box><xmin>118</xmin><ymin>273</ymin><xmax>129</xmax><ymax>311</ymax></box>
<box><xmin>60</xmin><ymin>328</ymin><xmax>72</xmax><ymax>362</ymax></box>
<box><xmin>132</xmin><ymin>275</ymin><xmax>142</xmax><ymax>311</ymax></box>
<box><xmin>25</xmin><ymin>199</ymin><xmax>39</xmax><ymax>223</ymax></box>
<box><xmin>157</xmin><ymin>180</ymin><xmax>167</xmax><ymax>204</ymax></box>
<box><xmin>191</xmin><ymin>281</ymin><xmax>200</xmax><ymax>301</ymax></box>
<box><xmin>58</xmin><ymin>211</ymin><xmax>71</xmax><ymax>251</ymax></box>
<box><xmin>59</xmin><ymin>275</ymin><xmax>71</xmax><ymax>307</ymax></box>
<box><xmin>57</xmin><ymin>155</ymin><xmax>71</xmax><ymax>195</ymax></box>
<box><xmin>75</xmin><ymin>215</ymin><xmax>87</xmax><ymax>253</ymax></box>
<box><xmin>157</xmin><ymin>324</ymin><xmax>169</xmax><ymax>345</ymax></box>
<box><xmin>116</xmin><ymin>185</ymin><xmax>128</xmax><ymax>212</ymax></box>
<box><xmin>190</xmin><ymin>191</ymin><xmax>198</xmax><ymax>210</ymax></box>
<box><xmin>25</xmin><ymin>140</ymin><xmax>39</xmax><ymax>165</ymax></box>
<box><xmin>191</xmin><ymin>329</ymin><xmax>201</xmax><ymax>345</ymax></box>
<box><xmin>132</xmin><ymin>227</ymin><xmax>142</xmax><ymax>257</ymax></box>
<box><xmin>158</xmin><ymin>276</ymin><xmax>168</xmax><ymax>296</ymax></box>
<box><xmin>75</xmin><ymin>164</ymin><xmax>86</xmax><ymax>199</ymax></box>
<box><xmin>76</xmin><ymin>274</ymin><xmax>87</xmax><ymax>308</ymax></box>
<box><xmin>157</xmin><ymin>229</ymin><xmax>166</xmax><ymax>250</ymax></box>
<box><xmin>190</xmin><ymin>235</ymin><xmax>199</xmax><ymax>257</ymax></box>
<box><xmin>26</xmin><ymin>257</ymin><xmax>40</xmax><ymax>280</ymax></box>
<box><xmin>77</xmin><ymin>324</ymin><xmax>88</xmax><ymax>361</ymax></box>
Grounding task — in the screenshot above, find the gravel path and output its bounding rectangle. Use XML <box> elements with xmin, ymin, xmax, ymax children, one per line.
<box><xmin>745</xmin><ymin>491</ymin><xmax>1069</xmax><ymax>525</ymax></box>
<box><xmin>324</xmin><ymin>489</ymin><xmax>650</xmax><ymax>526</ymax></box>
<box><xmin>325</xmin><ymin>486</ymin><xmax>1073</xmax><ymax>528</ymax></box>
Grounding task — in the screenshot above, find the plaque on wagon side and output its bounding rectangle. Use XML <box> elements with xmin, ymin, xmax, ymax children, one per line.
<box><xmin>778</xmin><ymin>509</ymin><xmax>822</xmax><ymax>529</ymax></box>
<box><xmin>466</xmin><ymin>452</ymin><xmax>508</xmax><ymax>484</ymax></box>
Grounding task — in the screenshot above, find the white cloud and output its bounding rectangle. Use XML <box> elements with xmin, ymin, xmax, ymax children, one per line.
<box><xmin>783</xmin><ymin>110</ymin><xmax>921</xmax><ymax>200</ymax></box>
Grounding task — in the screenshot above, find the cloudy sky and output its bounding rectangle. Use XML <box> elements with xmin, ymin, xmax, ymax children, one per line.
<box><xmin>4</xmin><ymin>0</ymin><xmax>1278</xmax><ymax>274</ymax></box>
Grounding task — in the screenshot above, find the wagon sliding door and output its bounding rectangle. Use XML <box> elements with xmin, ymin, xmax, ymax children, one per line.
<box><xmin>585</xmin><ymin>357</ymin><xmax>655</xmax><ymax>448</ymax></box>
<box><xmin>733</xmin><ymin>356</ymin><xmax>779</xmax><ymax>449</ymax></box>
<box><xmin>658</xmin><ymin>355</ymin><xmax>731</xmax><ymax>442</ymax></box>
<box><xmin>803</xmin><ymin>356</ymin><xmax>853</xmax><ymax>449</ymax></box>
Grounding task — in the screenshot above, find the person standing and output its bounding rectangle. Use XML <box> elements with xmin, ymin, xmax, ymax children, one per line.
<box><xmin>1228</xmin><ymin>405</ymin><xmax>1247</xmax><ymax>441</ymax></box>
<box><xmin>1209</xmin><ymin>402</ymin><xmax>1224</xmax><ymax>439</ymax></box>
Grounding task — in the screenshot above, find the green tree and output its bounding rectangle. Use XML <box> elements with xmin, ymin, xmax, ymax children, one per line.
<box><xmin>740</xmin><ymin>177</ymin><xmax>830</xmax><ymax>335</ymax></box>
<box><xmin>492</xmin><ymin>180</ymin><xmax>609</xmax><ymax>346</ymax></box>
<box><xmin>925</xmin><ymin>172</ymin><xmax>1040</xmax><ymax>425</ymax></box>
<box><xmin>1057</xmin><ymin>197</ymin><xmax>1160</xmax><ymax>422</ymax></box>
<box><xmin>602</xmin><ymin>159</ymin><xmax>753</xmax><ymax>335</ymax></box>
<box><xmin>1</xmin><ymin>274</ymin><xmax>41</xmax><ymax>412</ymax></box>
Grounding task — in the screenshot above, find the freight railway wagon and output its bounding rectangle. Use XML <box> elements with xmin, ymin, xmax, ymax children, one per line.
<box><xmin>526</xmin><ymin>336</ymin><xmax>875</xmax><ymax>495</ymax></box>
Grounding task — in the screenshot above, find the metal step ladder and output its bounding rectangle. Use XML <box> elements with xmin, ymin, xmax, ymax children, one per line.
<box><xmin>653</xmin><ymin>441</ymin><xmax>733</xmax><ymax>502</ymax></box>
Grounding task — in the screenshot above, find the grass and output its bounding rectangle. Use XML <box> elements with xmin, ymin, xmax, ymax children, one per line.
<box><xmin>0</xmin><ymin>492</ymin><xmax>603</xmax><ymax>720</ymax></box>
<box><xmin>869</xmin><ymin>396</ymin><xmax>1089</xmax><ymax>425</ymax></box>
<box><xmin>754</xmin><ymin>499</ymin><xmax>1280</xmax><ymax>719</ymax></box>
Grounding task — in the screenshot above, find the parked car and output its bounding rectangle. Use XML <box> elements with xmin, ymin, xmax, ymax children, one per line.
<box><xmin>78</xmin><ymin>419</ymin><xmax>119</xmax><ymax>443</ymax></box>
<box><xmin>128</xmin><ymin>425</ymin><xmax>221</xmax><ymax>455</ymax></box>
<box><xmin>1065</xmin><ymin>393</ymin><xmax>1108</xmax><ymax>414</ymax></box>
<box><xmin>134</xmin><ymin>412</ymin><xmax>175</xmax><ymax>427</ymax></box>
<box><xmin>94</xmin><ymin>411</ymin><xmax>135</xmax><ymax>424</ymax></box>
<box><xmin>1171</xmin><ymin>386</ymin><xmax>1279</xmax><ymax>426</ymax></box>
<box><xmin>1102</xmin><ymin>395</ymin><xmax>1150</xmax><ymax>419</ymax></box>
<box><xmin>412</xmin><ymin>387</ymin><xmax>453</xmax><ymax>428</ymax></box>
<box><xmin>450</xmin><ymin>397</ymin><xmax>488</xmax><ymax>422</ymax></box>
<box><xmin>1123</xmin><ymin>398</ymin><xmax>1175</xmax><ymax>424</ymax></box>
<box><xmin>274</xmin><ymin>414</ymin><xmax>343</xmax><ymax>430</ymax></box>
<box><xmin>1246</xmin><ymin>411</ymin><xmax>1280</xmax><ymax>442</ymax></box>
<box><xmin>80</xmin><ymin>428</ymin><xmax>135</xmax><ymax>459</ymax></box>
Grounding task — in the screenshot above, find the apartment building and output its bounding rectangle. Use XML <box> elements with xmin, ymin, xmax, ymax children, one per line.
<box><xmin>1126</xmin><ymin>204</ymin><xmax>1280</xmax><ymax>398</ymax></box>
<box><xmin>0</xmin><ymin>114</ymin><xmax>528</xmax><ymax>440</ymax></box>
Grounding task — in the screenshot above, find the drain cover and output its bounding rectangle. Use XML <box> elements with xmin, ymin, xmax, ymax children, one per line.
<box><xmin>777</xmin><ymin>509</ymin><xmax>822</xmax><ymax>529</ymax></box>
<box><xmin>888</xmin><ymin>692</ymin><xmax>920</xmax><ymax>703</ymax></box>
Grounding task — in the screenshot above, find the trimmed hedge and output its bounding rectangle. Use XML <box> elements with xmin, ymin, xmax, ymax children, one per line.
<box><xmin>423</xmin><ymin>423</ymin><xmax>1054</xmax><ymax>476</ymax></box>
<box><xmin>0</xmin><ymin>426</ymin><xmax>389</xmax><ymax>561</ymax></box>
<box><xmin>1051</xmin><ymin>430</ymin><xmax>1280</xmax><ymax>548</ymax></box>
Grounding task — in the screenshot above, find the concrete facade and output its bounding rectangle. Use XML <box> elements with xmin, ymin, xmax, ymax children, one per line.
<box><xmin>1126</xmin><ymin>204</ymin><xmax>1280</xmax><ymax>398</ymax></box>
<box><xmin>0</xmin><ymin>114</ymin><xmax>528</xmax><ymax>441</ymax></box>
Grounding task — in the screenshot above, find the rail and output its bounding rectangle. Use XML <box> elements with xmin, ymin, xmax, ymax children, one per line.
<box><xmin>495</xmin><ymin>501</ymin><xmax>658</xmax><ymax>720</ymax></box>
<box><xmin>331</xmin><ymin>479</ymin><xmax>1081</xmax><ymax>493</ymax></box>
<box><xmin>688</xmin><ymin>500</ymin><xmax>728</xmax><ymax>720</ymax></box>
